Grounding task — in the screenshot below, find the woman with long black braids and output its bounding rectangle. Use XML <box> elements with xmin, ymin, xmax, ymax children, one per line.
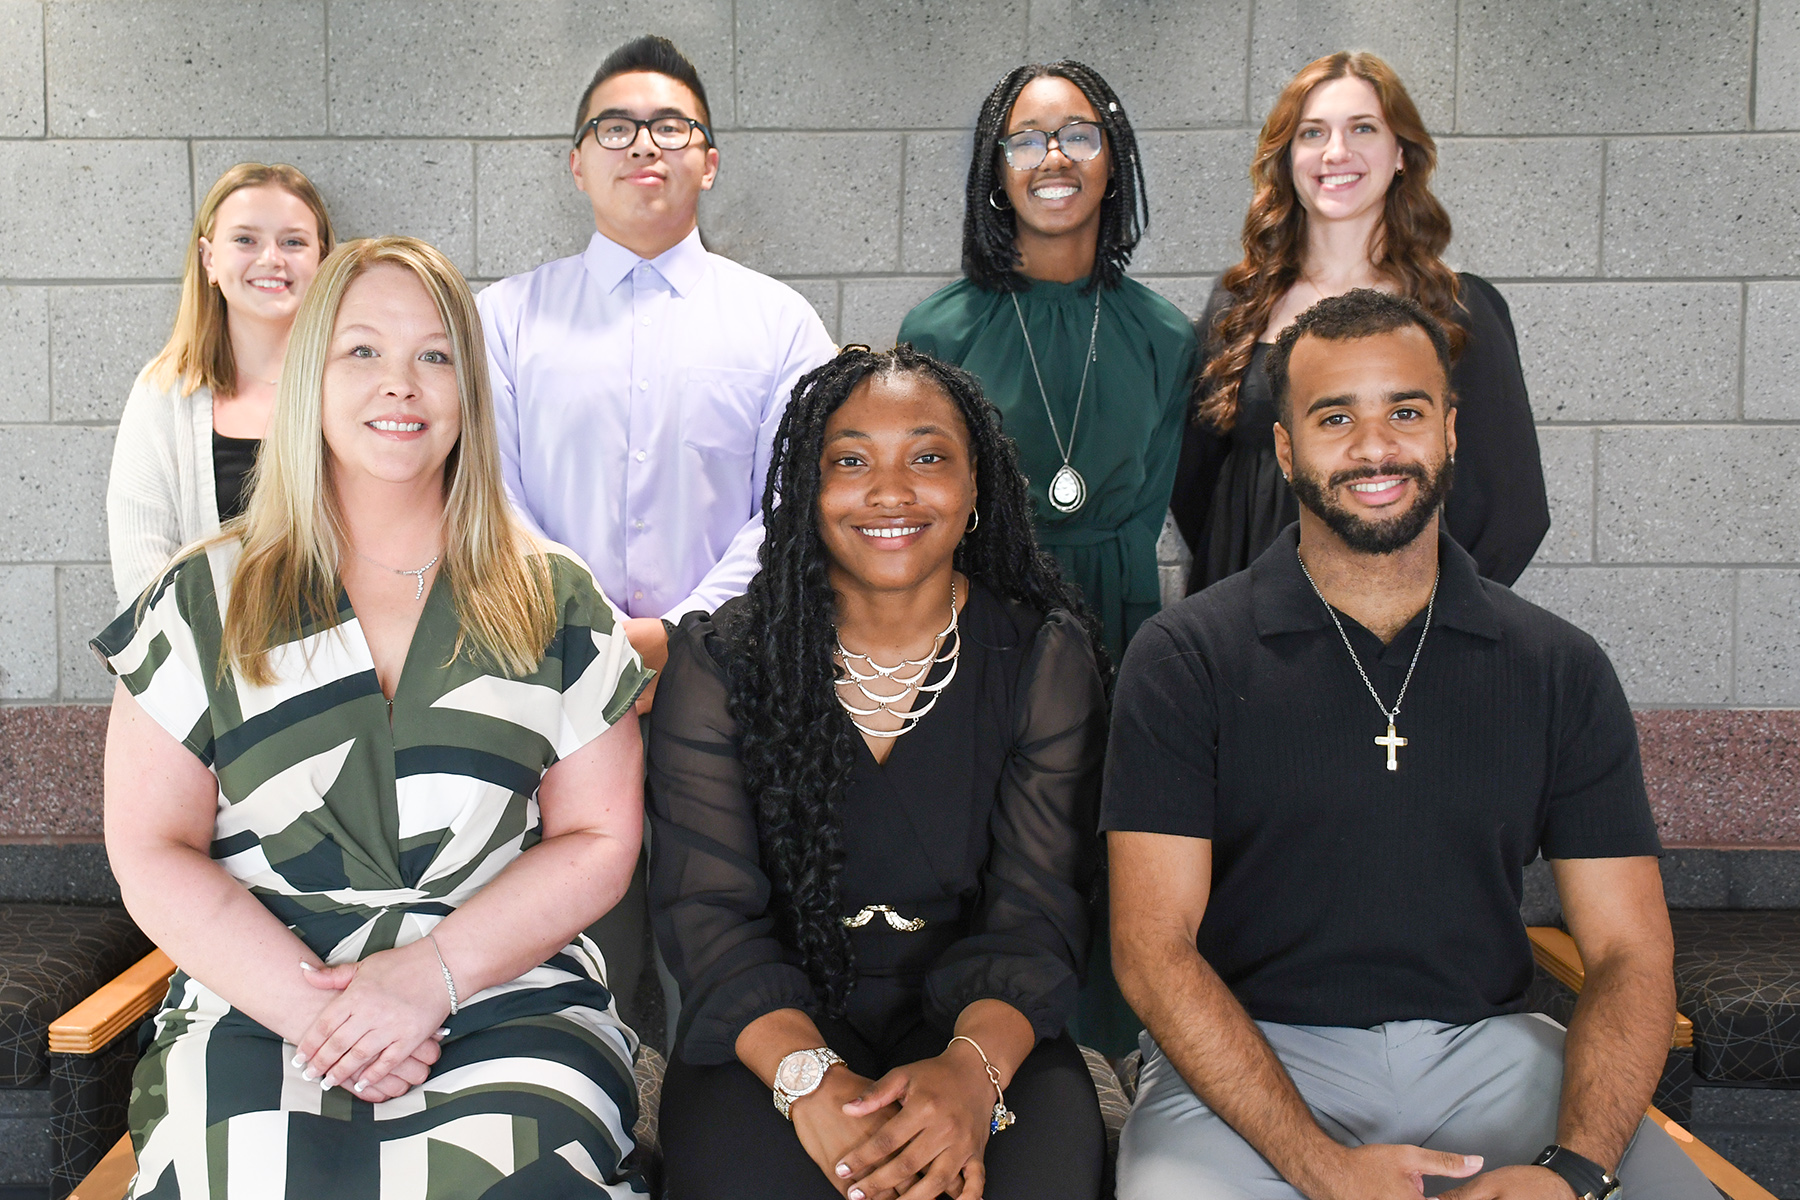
<box><xmin>648</xmin><ymin>345</ymin><xmax>1107</xmax><ymax>1200</ymax></box>
<box><xmin>899</xmin><ymin>62</ymin><xmax>1194</xmax><ymax>665</ymax></box>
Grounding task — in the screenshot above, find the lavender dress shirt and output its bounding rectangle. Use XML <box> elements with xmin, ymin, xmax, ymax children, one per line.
<box><xmin>478</xmin><ymin>228</ymin><xmax>835</xmax><ymax>621</ymax></box>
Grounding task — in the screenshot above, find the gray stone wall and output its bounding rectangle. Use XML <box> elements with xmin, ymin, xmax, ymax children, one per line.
<box><xmin>1</xmin><ymin>0</ymin><xmax>1795</xmax><ymax>709</ymax></box>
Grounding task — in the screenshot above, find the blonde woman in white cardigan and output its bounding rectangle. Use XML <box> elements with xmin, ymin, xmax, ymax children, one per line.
<box><xmin>107</xmin><ymin>163</ymin><xmax>335</xmax><ymax>604</ymax></box>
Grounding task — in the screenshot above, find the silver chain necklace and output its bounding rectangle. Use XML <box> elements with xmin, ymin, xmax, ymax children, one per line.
<box><xmin>357</xmin><ymin>549</ymin><xmax>441</xmax><ymax>602</ymax></box>
<box><xmin>1295</xmin><ymin>551</ymin><xmax>1438</xmax><ymax>772</ymax></box>
<box><xmin>1012</xmin><ymin>291</ymin><xmax>1100</xmax><ymax>513</ymax></box>
<box><xmin>833</xmin><ymin>581</ymin><xmax>960</xmax><ymax>740</ymax></box>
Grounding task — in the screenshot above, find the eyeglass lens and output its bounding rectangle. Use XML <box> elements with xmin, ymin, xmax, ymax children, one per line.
<box><xmin>1001</xmin><ymin>122</ymin><xmax>1105</xmax><ymax>170</ymax></box>
<box><xmin>590</xmin><ymin>117</ymin><xmax>700</xmax><ymax>150</ymax></box>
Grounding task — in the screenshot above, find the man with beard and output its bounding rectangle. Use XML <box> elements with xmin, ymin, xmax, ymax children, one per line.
<box><xmin>1103</xmin><ymin>291</ymin><xmax>1711</xmax><ymax>1200</ymax></box>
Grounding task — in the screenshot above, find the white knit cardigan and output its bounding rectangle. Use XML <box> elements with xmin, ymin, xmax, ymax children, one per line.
<box><xmin>106</xmin><ymin>367</ymin><xmax>222</xmax><ymax>606</ymax></box>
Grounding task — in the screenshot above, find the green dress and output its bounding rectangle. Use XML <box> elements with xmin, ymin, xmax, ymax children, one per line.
<box><xmin>899</xmin><ymin>275</ymin><xmax>1196</xmax><ymax>662</ymax></box>
<box><xmin>92</xmin><ymin>540</ymin><xmax>653</xmax><ymax>1198</ymax></box>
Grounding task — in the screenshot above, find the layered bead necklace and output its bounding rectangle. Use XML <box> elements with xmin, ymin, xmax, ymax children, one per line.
<box><xmin>833</xmin><ymin>581</ymin><xmax>961</xmax><ymax>740</ymax></box>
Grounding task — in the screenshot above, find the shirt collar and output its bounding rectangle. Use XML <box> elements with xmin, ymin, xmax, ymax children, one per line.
<box><xmin>1251</xmin><ymin>523</ymin><xmax>1503</xmax><ymax>642</ymax></box>
<box><xmin>581</xmin><ymin>226</ymin><xmax>708</xmax><ymax>297</ymax></box>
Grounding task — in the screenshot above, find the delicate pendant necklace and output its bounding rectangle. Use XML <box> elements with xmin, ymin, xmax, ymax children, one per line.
<box><xmin>833</xmin><ymin>581</ymin><xmax>960</xmax><ymax>740</ymax></box>
<box><xmin>357</xmin><ymin>549</ymin><xmax>441</xmax><ymax>602</ymax></box>
<box><xmin>1012</xmin><ymin>291</ymin><xmax>1101</xmax><ymax>514</ymax></box>
<box><xmin>1296</xmin><ymin>551</ymin><xmax>1438</xmax><ymax>772</ymax></box>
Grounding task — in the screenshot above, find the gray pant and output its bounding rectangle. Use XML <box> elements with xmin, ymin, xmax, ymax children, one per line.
<box><xmin>1118</xmin><ymin>1013</ymin><xmax>1717</xmax><ymax>1199</ymax></box>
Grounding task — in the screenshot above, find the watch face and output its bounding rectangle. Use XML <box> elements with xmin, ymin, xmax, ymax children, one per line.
<box><xmin>776</xmin><ymin>1051</ymin><xmax>825</xmax><ymax>1095</ymax></box>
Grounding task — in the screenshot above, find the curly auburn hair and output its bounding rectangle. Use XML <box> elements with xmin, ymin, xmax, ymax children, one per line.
<box><xmin>1196</xmin><ymin>51</ymin><xmax>1464</xmax><ymax>432</ymax></box>
<box><xmin>723</xmin><ymin>344</ymin><xmax>1102</xmax><ymax>1012</ymax></box>
<box><xmin>961</xmin><ymin>61</ymin><xmax>1149</xmax><ymax>294</ymax></box>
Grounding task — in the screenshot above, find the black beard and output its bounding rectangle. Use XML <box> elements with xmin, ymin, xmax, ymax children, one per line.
<box><xmin>1288</xmin><ymin>456</ymin><xmax>1455</xmax><ymax>555</ymax></box>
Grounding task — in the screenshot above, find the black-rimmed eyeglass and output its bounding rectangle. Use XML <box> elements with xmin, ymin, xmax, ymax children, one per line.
<box><xmin>999</xmin><ymin>121</ymin><xmax>1105</xmax><ymax>171</ymax></box>
<box><xmin>576</xmin><ymin>114</ymin><xmax>713</xmax><ymax>151</ymax></box>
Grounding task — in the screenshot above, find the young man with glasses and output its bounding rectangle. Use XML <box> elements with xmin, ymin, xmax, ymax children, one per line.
<box><xmin>478</xmin><ymin>34</ymin><xmax>835</xmax><ymax>1038</ymax></box>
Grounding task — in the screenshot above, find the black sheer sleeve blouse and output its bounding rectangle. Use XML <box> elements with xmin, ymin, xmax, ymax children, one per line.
<box><xmin>646</xmin><ymin>582</ymin><xmax>1107</xmax><ymax>1066</ymax></box>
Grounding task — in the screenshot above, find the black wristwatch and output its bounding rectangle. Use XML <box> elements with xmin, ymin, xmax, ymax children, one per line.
<box><xmin>1533</xmin><ymin>1145</ymin><xmax>1620</xmax><ymax>1200</ymax></box>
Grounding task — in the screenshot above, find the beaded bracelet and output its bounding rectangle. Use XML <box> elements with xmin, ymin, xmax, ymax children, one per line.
<box><xmin>948</xmin><ymin>1034</ymin><xmax>1015</xmax><ymax>1134</ymax></box>
<box><xmin>427</xmin><ymin>932</ymin><xmax>460</xmax><ymax>1015</ymax></box>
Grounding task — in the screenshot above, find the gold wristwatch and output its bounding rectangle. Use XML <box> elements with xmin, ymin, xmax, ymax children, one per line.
<box><xmin>772</xmin><ymin>1047</ymin><xmax>845</xmax><ymax>1119</ymax></box>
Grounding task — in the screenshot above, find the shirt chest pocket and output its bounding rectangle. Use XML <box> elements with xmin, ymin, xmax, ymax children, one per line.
<box><xmin>680</xmin><ymin>366</ymin><xmax>775</xmax><ymax>464</ymax></box>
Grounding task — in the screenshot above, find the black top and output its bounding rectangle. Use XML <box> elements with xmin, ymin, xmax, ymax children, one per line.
<box><xmin>647</xmin><ymin>582</ymin><xmax>1107</xmax><ymax>1066</ymax></box>
<box><xmin>1170</xmin><ymin>275</ymin><xmax>1550</xmax><ymax>592</ymax></box>
<box><xmin>211</xmin><ymin>431</ymin><xmax>260</xmax><ymax>522</ymax></box>
<box><xmin>1100</xmin><ymin>525</ymin><xmax>1660</xmax><ymax>1030</ymax></box>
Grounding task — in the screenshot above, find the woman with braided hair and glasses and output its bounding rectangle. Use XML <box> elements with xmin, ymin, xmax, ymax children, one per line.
<box><xmin>899</xmin><ymin>62</ymin><xmax>1195</xmax><ymax>668</ymax></box>
<box><xmin>647</xmin><ymin>345</ymin><xmax>1108</xmax><ymax>1200</ymax></box>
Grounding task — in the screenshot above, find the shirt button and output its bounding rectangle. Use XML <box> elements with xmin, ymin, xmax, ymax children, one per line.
<box><xmin>633</xmin><ymin>590</ymin><xmax>644</xmax><ymax>600</ymax></box>
<box><xmin>638</xmin><ymin>380</ymin><xmax>649</xmax><ymax>391</ymax></box>
<box><xmin>641</xmin><ymin>316</ymin><xmax>652</xmax><ymax>326</ymax></box>
<box><xmin>635</xmin><ymin>450</ymin><xmax>647</xmax><ymax>462</ymax></box>
<box><xmin>633</xmin><ymin>519</ymin><xmax>645</xmax><ymax>530</ymax></box>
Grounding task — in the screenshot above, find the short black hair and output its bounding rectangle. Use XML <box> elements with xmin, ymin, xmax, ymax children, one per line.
<box><xmin>1267</xmin><ymin>289</ymin><xmax>1456</xmax><ymax>427</ymax></box>
<box><xmin>574</xmin><ymin>34</ymin><xmax>712</xmax><ymax>136</ymax></box>
<box><xmin>962</xmin><ymin>61</ymin><xmax>1148</xmax><ymax>294</ymax></box>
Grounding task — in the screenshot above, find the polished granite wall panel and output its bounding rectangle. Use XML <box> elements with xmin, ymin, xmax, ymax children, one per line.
<box><xmin>0</xmin><ymin>568</ymin><xmax>55</xmax><ymax>702</ymax></box>
<box><xmin>1603</xmin><ymin>135</ymin><xmax>1800</xmax><ymax>277</ymax></box>
<box><xmin>473</xmin><ymin>140</ymin><xmax>594</xmax><ymax>280</ymax></box>
<box><xmin>1025</xmin><ymin>0</ymin><xmax>1254</xmax><ymax>129</ymax></box>
<box><xmin>0</xmin><ymin>707</ymin><xmax>106</xmax><ymax>839</ymax></box>
<box><xmin>1744</xmin><ymin>283</ymin><xmax>1800</xmax><ymax>420</ymax></box>
<box><xmin>0</xmin><ymin>287</ymin><xmax>49</xmax><ymax>423</ymax></box>
<box><xmin>1637</xmin><ymin>710</ymin><xmax>1800</xmax><ymax>846</ymax></box>
<box><xmin>1757</xmin><ymin>0</ymin><xmax>1800</xmax><ymax>130</ymax></box>
<box><xmin>1506</xmin><ymin>283</ymin><xmax>1741</xmax><ymax>423</ymax></box>
<box><xmin>1433</xmin><ymin>139</ymin><xmax>1603</xmax><ymax>279</ymax></box>
<box><xmin>47</xmin><ymin>286</ymin><xmax>180</xmax><ymax>424</ymax></box>
<box><xmin>0</xmin><ymin>0</ymin><xmax>43</xmax><ymax>138</ymax></box>
<box><xmin>1596</xmin><ymin>427</ymin><xmax>1800</xmax><ymax>563</ymax></box>
<box><xmin>328</xmin><ymin>0</ymin><xmax>737</xmax><ymax>135</ymax></box>
<box><xmin>1246</xmin><ymin>0</ymin><xmax>1455</xmax><ymax>132</ymax></box>
<box><xmin>1530</xmin><ymin>427</ymin><xmax>1594</xmax><ymax>564</ymax></box>
<box><xmin>0</xmin><ymin>141</ymin><xmax>193</xmax><ymax>279</ymax></box>
<box><xmin>45</xmin><ymin>0</ymin><xmax>326</xmax><ymax>138</ymax></box>
<box><xmin>1456</xmin><ymin>0</ymin><xmax>1753</xmax><ymax>135</ymax></box>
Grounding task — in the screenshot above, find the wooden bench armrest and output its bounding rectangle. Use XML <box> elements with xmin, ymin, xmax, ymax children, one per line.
<box><xmin>1525</xmin><ymin>926</ymin><xmax>1693</xmax><ymax>1050</ymax></box>
<box><xmin>65</xmin><ymin>1132</ymin><xmax>136</xmax><ymax>1200</ymax></box>
<box><xmin>48</xmin><ymin>949</ymin><xmax>176</xmax><ymax>1056</ymax></box>
<box><xmin>1647</xmin><ymin>1105</ymin><xmax>1778</xmax><ymax>1200</ymax></box>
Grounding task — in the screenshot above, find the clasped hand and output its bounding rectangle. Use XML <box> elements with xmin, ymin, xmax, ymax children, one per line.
<box><xmin>292</xmin><ymin>940</ymin><xmax>452</xmax><ymax>1101</ymax></box>
<box><xmin>827</xmin><ymin>1041</ymin><xmax>998</xmax><ymax>1200</ymax></box>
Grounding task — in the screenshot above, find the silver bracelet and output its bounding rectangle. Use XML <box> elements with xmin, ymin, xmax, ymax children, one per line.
<box><xmin>426</xmin><ymin>932</ymin><xmax>460</xmax><ymax>1015</ymax></box>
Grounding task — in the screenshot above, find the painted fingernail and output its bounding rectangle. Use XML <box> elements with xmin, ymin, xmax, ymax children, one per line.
<box><xmin>291</xmin><ymin>1054</ymin><xmax>307</xmax><ymax>1069</ymax></box>
<box><xmin>352</xmin><ymin>1080</ymin><xmax>366</xmax><ymax>1094</ymax></box>
<box><xmin>301</xmin><ymin>1069</ymin><xmax>317</xmax><ymax>1082</ymax></box>
<box><xmin>298</xmin><ymin>961</ymin><xmax>316</xmax><ymax>972</ymax></box>
<box><xmin>321</xmin><ymin>1075</ymin><xmax>336</xmax><ymax>1091</ymax></box>
<box><xmin>436</xmin><ymin>1028</ymin><xmax>451</xmax><ymax>1038</ymax></box>
<box><xmin>848</xmin><ymin>1189</ymin><xmax>865</xmax><ymax>1200</ymax></box>
<box><xmin>835</xmin><ymin>1163</ymin><xmax>851</xmax><ymax>1178</ymax></box>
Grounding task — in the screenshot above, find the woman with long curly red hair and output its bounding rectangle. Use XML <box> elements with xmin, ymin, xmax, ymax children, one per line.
<box><xmin>1169</xmin><ymin>52</ymin><xmax>1548</xmax><ymax>593</ymax></box>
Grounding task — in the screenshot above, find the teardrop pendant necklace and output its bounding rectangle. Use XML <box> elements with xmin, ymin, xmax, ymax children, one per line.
<box><xmin>1012</xmin><ymin>291</ymin><xmax>1101</xmax><ymax>514</ymax></box>
<box><xmin>357</xmin><ymin>549</ymin><xmax>441</xmax><ymax>602</ymax></box>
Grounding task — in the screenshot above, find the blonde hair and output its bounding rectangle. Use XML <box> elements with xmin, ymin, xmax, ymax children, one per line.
<box><xmin>146</xmin><ymin>163</ymin><xmax>336</xmax><ymax>398</ymax></box>
<box><xmin>220</xmin><ymin>236</ymin><xmax>555</xmax><ymax>686</ymax></box>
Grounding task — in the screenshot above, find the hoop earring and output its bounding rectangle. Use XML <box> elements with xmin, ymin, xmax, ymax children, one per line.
<box><xmin>988</xmin><ymin>187</ymin><xmax>1012</xmax><ymax>212</ymax></box>
<box><xmin>965</xmin><ymin>508</ymin><xmax>981</xmax><ymax>534</ymax></box>
<box><xmin>1104</xmin><ymin>180</ymin><xmax>1118</xmax><ymax>199</ymax></box>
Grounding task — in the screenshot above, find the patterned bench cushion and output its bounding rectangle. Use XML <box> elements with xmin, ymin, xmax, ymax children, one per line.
<box><xmin>0</xmin><ymin>904</ymin><xmax>151</xmax><ymax>1088</ymax></box>
<box><xmin>1670</xmin><ymin>910</ymin><xmax>1800</xmax><ymax>1085</ymax></box>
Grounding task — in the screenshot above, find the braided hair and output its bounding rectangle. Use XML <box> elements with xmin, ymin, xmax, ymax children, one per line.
<box><xmin>724</xmin><ymin>344</ymin><xmax>1103</xmax><ymax>1012</ymax></box>
<box><xmin>963</xmin><ymin>61</ymin><xmax>1149</xmax><ymax>294</ymax></box>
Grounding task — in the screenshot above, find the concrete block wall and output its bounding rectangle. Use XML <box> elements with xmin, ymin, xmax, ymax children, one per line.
<box><xmin>1</xmin><ymin>0</ymin><xmax>1797</xmax><ymax>711</ymax></box>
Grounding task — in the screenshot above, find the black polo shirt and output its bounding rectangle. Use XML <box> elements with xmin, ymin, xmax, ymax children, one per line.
<box><xmin>1102</xmin><ymin>525</ymin><xmax>1660</xmax><ymax>1030</ymax></box>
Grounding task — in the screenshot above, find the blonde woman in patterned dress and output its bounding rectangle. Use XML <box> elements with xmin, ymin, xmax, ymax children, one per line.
<box><xmin>93</xmin><ymin>237</ymin><xmax>652</xmax><ymax>1197</ymax></box>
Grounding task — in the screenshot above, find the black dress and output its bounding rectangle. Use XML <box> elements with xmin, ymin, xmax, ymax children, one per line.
<box><xmin>1170</xmin><ymin>274</ymin><xmax>1549</xmax><ymax>593</ymax></box>
<box><xmin>647</xmin><ymin>583</ymin><xmax>1107</xmax><ymax>1200</ymax></box>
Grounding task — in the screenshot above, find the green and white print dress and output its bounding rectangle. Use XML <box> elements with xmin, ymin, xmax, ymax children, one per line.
<box><xmin>92</xmin><ymin>540</ymin><xmax>653</xmax><ymax>1199</ymax></box>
